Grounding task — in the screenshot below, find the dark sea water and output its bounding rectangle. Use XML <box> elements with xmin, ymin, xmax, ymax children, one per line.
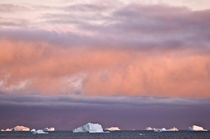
<box><xmin>0</xmin><ymin>131</ymin><xmax>210</xmax><ymax>139</ymax></box>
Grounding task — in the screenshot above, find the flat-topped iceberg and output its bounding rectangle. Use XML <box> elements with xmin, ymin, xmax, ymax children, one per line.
<box><xmin>73</xmin><ymin>123</ymin><xmax>104</xmax><ymax>133</ymax></box>
<box><xmin>159</xmin><ymin>127</ymin><xmax>179</xmax><ymax>132</ymax></box>
<box><xmin>105</xmin><ymin>127</ymin><xmax>120</xmax><ymax>131</ymax></box>
<box><xmin>14</xmin><ymin>125</ymin><xmax>30</xmax><ymax>131</ymax></box>
<box><xmin>145</xmin><ymin>127</ymin><xmax>154</xmax><ymax>131</ymax></box>
<box><xmin>1</xmin><ymin>128</ymin><xmax>13</xmax><ymax>132</ymax></box>
<box><xmin>1</xmin><ymin>125</ymin><xmax>30</xmax><ymax>132</ymax></box>
<box><xmin>44</xmin><ymin>127</ymin><xmax>55</xmax><ymax>132</ymax></box>
<box><xmin>188</xmin><ymin>125</ymin><xmax>207</xmax><ymax>131</ymax></box>
<box><xmin>145</xmin><ymin>127</ymin><xmax>178</xmax><ymax>132</ymax></box>
<box><xmin>167</xmin><ymin>127</ymin><xmax>179</xmax><ymax>131</ymax></box>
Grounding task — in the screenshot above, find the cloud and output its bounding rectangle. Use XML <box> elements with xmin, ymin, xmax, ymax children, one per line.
<box><xmin>0</xmin><ymin>4</ymin><xmax>29</xmax><ymax>12</ymax></box>
<box><xmin>0</xmin><ymin>3</ymin><xmax>210</xmax><ymax>98</ymax></box>
<box><xmin>0</xmin><ymin>38</ymin><xmax>210</xmax><ymax>98</ymax></box>
<box><xmin>42</xmin><ymin>4</ymin><xmax>210</xmax><ymax>50</ymax></box>
<box><xmin>1</xmin><ymin>95</ymin><xmax>209</xmax><ymax>107</ymax></box>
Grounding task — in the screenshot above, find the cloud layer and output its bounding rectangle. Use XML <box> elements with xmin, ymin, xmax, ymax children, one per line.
<box><xmin>0</xmin><ymin>39</ymin><xmax>210</xmax><ymax>98</ymax></box>
<box><xmin>0</xmin><ymin>1</ymin><xmax>210</xmax><ymax>98</ymax></box>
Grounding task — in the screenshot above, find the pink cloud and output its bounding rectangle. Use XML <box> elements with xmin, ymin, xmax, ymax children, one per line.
<box><xmin>0</xmin><ymin>40</ymin><xmax>210</xmax><ymax>98</ymax></box>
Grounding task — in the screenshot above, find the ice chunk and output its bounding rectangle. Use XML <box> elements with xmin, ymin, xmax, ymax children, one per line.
<box><xmin>188</xmin><ymin>125</ymin><xmax>207</xmax><ymax>131</ymax></box>
<box><xmin>36</xmin><ymin>130</ymin><xmax>48</xmax><ymax>134</ymax></box>
<box><xmin>73</xmin><ymin>123</ymin><xmax>103</xmax><ymax>133</ymax></box>
<box><xmin>1</xmin><ymin>128</ymin><xmax>13</xmax><ymax>132</ymax></box>
<box><xmin>105</xmin><ymin>127</ymin><xmax>120</xmax><ymax>131</ymax></box>
<box><xmin>159</xmin><ymin>128</ymin><xmax>167</xmax><ymax>132</ymax></box>
<box><xmin>167</xmin><ymin>127</ymin><xmax>179</xmax><ymax>131</ymax></box>
<box><xmin>145</xmin><ymin>127</ymin><xmax>153</xmax><ymax>131</ymax></box>
<box><xmin>1</xmin><ymin>126</ymin><xmax>30</xmax><ymax>132</ymax></box>
<box><xmin>31</xmin><ymin>129</ymin><xmax>48</xmax><ymax>134</ymax></box>
<box><xmin>31</xmin><ymin>129</ymin><xmax>36</xmax><ymax>132</ymax></box>
<box><xmin>145</xmin><ymin>127</ymin><xmax>179</xmax><ymax>132</ymax></box>
<box><xmin>14</xmin><ymin>126</ymin><xmax>30</xmax><ymax>131</ymax></box>
<box><xmin>44</xmin><ymin>127</ymin><xmax>55</xmax><ymax>132</ymax></box>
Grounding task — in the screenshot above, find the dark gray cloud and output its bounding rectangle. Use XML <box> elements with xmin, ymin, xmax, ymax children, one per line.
<box><xmin>1</xmin><ymin>95</ymin><xmax>209</xmax><ymax>107</ymax></box>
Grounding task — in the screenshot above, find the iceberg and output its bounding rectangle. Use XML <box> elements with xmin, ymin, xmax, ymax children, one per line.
<box><xmin>14</xmin><ymin>126</ymin><xmax>30</xmax><ymax>131</ymax></box>
<box><xmin>31</xmin><ymin>129</ymin><xmax>48</xmax><ymax>134</ymax></box>
<box><xmin>1</xmin><ymin>128</ymin><xmax>13</xmax><ymax>132</ymax></box>
<box><xmin>188</xmin><ymin>125</ymin><xmax>207</xmax><ymax>131</ymax></box>
<box><xmin>159</xmin><ymin>128</ymin><xmax>167</xmax><ymax>132</ymax></box>
<box><xmin>73</xmin><ymin>123</ymin><xmax>104</xmax><ymax>133</ymax></box>
<box><xmin>167</xmin><ymin>127</ymin><xmax>179</xmax><ymax>131</ymax></box>
<box><xmin>105</xmin><ymin>127</ymin><xmax>120</xmax><ymax>131</ymax></box>
<box><xmin>44</xmin><ymin>127</ymin><xmax>55</xmax><ymax>132</ymax></box>
<box><xmin>31</xmin><ymin>129</ymin><xmax>36</xmax><ymax>132</ymax></box>
<box><xmin>1</xmin><ymin>125</ymin><xmax>30</xmax><ymax>132</ymax></box>
<box><xmin>145</xmin><ymin>127</ymin><xmax>179</xmax><ymax>132</ymax></box>
<box><xmin>158</xmin><ymin>127</ymin><xmax>179</xmax><ymax>132</ymax></box>
<box><xmin>145</xmin><ymin>127</ymin><xmax>154</xmax><ymax>131</ymax></box>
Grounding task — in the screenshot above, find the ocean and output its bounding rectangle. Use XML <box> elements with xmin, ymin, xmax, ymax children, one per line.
<box><xmin>0</xmin><ymin>131</ymin><xmax>210</xmax><ymax>139</ymax></box>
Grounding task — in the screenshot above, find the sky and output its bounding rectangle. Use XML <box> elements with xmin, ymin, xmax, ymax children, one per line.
<box><xmin>0</xmin><ymin>0</ymin><xmax>210</xmax><ymax>130</ymax></box>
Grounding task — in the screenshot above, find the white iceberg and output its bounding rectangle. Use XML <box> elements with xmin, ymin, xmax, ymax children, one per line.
<box><xmin>105</xmin><ymin>127</ymin><xmax>120</xmax><ymax>131</ymax></box>
<box><xmin>31</xmin><ymin>129</ymin><xmax>48</xmax><ymax>134</ymax></box>
<box><xmin>14</xmin><ymin>126</ymin><xmax>30</xmax><ymax>131</ymax></box>
<box><xmin>159</xmin><ymin>127</ymin><xmax>179</xmax><ymax>132</ymax></box>
<box><xmin>188</xmin><ymin>125</ymin><xmax>207</xmax><ymax>131</ymax></box>
<box><xmin>31</xmin><ymin>129</ymin><xmax>36</xmax><ymax>132</ymax></box>
<box><xmin>44</xmin><ymin>127</ymin><xmax>55</xmax><ymax>132</ymax></box>
<box><xmin>145</xmin><ymin>127</ymin><xmax>159</xmax><ymax>132</ymax></box>
<box><xmin>73</xmin><ymin>123</ymin><xmax>104</xmax><ymax>133</ymax></box>
<box><xmin>159</xmin><ymin>128</ymin><xmax>167</xmax><ymax>132</ymax></box>
<box><xmin>145</xmin><ymin>127</ymin><xmax>154</xmax><ymax>131</ymax></box>
<box><xmin>145</xmin><ymin>127</ymin><xmax>178</xmax><ymax>132</ymax></box>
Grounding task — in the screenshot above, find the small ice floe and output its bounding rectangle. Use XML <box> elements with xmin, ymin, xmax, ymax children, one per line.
<box><xmin>105</xmin><ymin>127</ymin><xmax>120</xmax><ymax>131</ymax></box>
<box><xmin>139</xmin><ymin>133</ymin><xmax>144</xmax><ymax>136</ymax></box>
<box><xmin>188</xmin><ymin>125</ymin><xmax>207</xmax><ymax>131</ymax></box>
<box><xmin>31</xmin><ymin>129</ymin><xmax>48</xmax><ymax>134</ymax></box>
<box><xmin>73</xmin><ymin>123</ymin><xmax>104</xmax><ymax>133</ymax></box>
<box><xmin>44</xmin><ymin>127</ymin><xmax>55</xmax><ymax>132</ymax></box>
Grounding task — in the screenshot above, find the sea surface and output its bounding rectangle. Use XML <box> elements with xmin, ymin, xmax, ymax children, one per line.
<box><xmin>0</xmin><ymin>131</ymin><xmax>210</xmax><ymax>139</ymax></box>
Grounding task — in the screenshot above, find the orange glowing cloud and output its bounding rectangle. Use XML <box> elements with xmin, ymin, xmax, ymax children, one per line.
<box><xmin>0</xmin><ymin>40</ymin><xmax>210</xmax><ymax>98</ymax></box>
